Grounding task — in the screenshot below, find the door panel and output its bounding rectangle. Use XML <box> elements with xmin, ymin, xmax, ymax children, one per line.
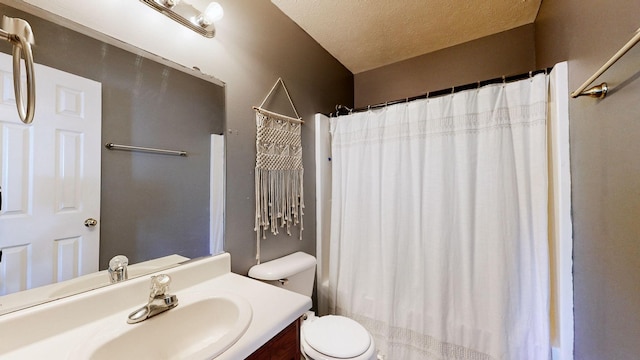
<box><xmin>1</xmin><ymin>122</ymin><xmax>32</xmax><ymax>216</ymax></box>
<box><xmin>0</xmin><ymin>53</ymin><xmax>101</xmax><ymax>295</ymax></box>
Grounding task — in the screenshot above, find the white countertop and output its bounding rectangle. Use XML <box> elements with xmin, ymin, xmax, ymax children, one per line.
<box><xmin>0</xmin><ymin>254</ymin><xmax>189</xmax><ymax>316</ymax></box>
<box><xmin>0</xmin><ymin>253</ymin><xmax>312</xmax><ymax>359</ymax></box>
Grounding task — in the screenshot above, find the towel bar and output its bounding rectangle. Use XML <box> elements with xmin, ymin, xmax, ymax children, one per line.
<box><xmin>105</xmin><ymin>143</ymin><xmax>187</xmax><ymax>157</ymax></box>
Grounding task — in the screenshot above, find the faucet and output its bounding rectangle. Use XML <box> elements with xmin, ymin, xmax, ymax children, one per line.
<box><xmin>127</xmin><ymin>274</ymin><xmax>179</xmax><ymax>324</ymax></box>
<box><xmin>108</xmin><ymin>255</ymin><xmax>129</xmax><ymax>283</ymax></box>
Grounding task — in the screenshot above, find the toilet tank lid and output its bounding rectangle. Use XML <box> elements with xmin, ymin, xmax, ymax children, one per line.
<box><xmin>248</xmin><ymin>252</ymin><xmax>316</xmax><ymax>280</ymax></box>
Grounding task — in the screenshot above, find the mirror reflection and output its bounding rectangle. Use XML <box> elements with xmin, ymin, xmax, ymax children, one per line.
<box><xmin>0</xmin><ymin>3</ymin><xmax>225</xmax><ymax>315</ymax></box>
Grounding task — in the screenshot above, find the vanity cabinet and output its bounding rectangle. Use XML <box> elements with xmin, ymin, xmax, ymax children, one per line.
<box><xmin>246</xmin><ymin>319</ymin><xmax>300</xmax><ymax>360</ymax></box>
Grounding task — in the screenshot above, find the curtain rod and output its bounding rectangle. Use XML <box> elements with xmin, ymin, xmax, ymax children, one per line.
<box><xmin>333</xmin><ymin>67</ymin><xmax>553</xmax><ymax>117</ymax></box>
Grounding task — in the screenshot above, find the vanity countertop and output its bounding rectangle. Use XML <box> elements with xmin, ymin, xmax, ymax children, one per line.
<box><xmin>0</xmin><ymin>254</ymin><xmax>189</xmax><ymax>316</ymax></box>
<box><xmin>0</xmin><ymin>252</ymin><xmax>311</xmax><ymax>359</ymax></box>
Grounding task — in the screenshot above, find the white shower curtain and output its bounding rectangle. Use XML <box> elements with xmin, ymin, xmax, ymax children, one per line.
<box><xmin>328</xmin><ymin>74</ymin><xmax>550</xmax><ymax>360</ymax></box>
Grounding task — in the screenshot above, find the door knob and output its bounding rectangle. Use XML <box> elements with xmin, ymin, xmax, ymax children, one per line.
<box><xmin>84</xmin><ymin>218</ymin><xmax>98</xmax><ymax>227</ymax></box>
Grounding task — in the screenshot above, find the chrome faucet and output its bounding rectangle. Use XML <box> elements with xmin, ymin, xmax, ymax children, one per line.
<box><xmin>127</xmin><ymin>274</ymin><xmax>179</xmax><ymax>324</ymax></box>
<box><xmin>108</xmin><ymin>255</ymin><xmax>129</xmax><ymax>283</ymax></box>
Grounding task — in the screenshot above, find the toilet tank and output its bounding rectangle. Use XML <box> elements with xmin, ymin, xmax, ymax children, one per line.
<box><xmin>248</xmin><ymin>252</ymin><xmax>316</xmax><ymax>297</ymax></box>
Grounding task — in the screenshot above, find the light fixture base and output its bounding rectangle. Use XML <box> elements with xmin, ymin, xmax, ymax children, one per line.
<box><xmin>140</xmin><ymin>0</ymin><xmax>216</xmax><ymax>38</ymax></box>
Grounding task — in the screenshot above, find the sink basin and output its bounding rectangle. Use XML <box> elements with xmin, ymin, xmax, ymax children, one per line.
<box><xmin>71</xmin><ymin>291</ymin><xmax>253</xmax><ymax>360</ymax></box>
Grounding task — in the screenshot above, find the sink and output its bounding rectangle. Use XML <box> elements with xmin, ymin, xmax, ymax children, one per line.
<box><xmin>0</xmin><ymin>253</ymin><xmax>312</xmax><ymax>359</ymax></box>
<box><xmin>71</xmin><ymin>291</ymin><xmax>253</xmax><ymax>360</ymax></box>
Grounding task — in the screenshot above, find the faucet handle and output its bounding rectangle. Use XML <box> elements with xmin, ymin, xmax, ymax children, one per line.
<box><xmin>150</xmin><ymin>274</ymin><xmax>172</xmax><ymax>298</ymax></box>
<box><xmin>108</xmin><ymin>255</ymin><xmax>129</xmax><ymax>283</ymax></box>
<box><xmin>109</xmin><ymin>255</ymin><xmax>128</xmax><ymax>271</ymax></box>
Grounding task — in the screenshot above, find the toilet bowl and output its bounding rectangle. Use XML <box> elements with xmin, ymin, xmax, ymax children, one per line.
<box><xmin>248</xmin><ymin>252</ymin><xmax>377</xmax><ymax>360</ymax></box>
<box><xmin>300</xmin><ymin>313</ymin><xmax>376</xmax><ymax>360</ymax></box>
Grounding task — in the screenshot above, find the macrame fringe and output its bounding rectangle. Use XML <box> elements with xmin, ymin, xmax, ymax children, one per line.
<box><xmin>254</xmin><ymin>167</ymin><xmax>304</xmax><ymax>240</ymax></box>
<box><xmin>253</xmin><ymin>104</ymin><xmax>304</xmax><ymax>263</ymax></box>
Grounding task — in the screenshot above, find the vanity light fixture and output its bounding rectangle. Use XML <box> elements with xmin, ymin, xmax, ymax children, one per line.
<box><xmin>140</xmin><ymin>0</ymin><xmax>224</xmax><ymax>38</ymax></box>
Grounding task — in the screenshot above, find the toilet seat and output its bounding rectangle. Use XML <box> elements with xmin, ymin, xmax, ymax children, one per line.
<box><xmin>301</xmin><ymin>315</ymin><xmax>375</xmax><ymax>360</ymax></box>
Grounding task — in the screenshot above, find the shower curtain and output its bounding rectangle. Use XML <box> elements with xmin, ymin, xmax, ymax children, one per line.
<box><xmin>328</xmin><ymin>74</ymin><xmax>550</xmax><ymax>360</ymax></box>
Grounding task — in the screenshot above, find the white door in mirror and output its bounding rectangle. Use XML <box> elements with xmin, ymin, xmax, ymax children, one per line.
<box><xmin>0</xmin><ymin>54</ymin><xmax>102</xmax><ymax>295</ymax></box>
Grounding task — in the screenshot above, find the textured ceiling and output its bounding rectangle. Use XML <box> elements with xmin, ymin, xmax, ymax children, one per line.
<box><xmin>271</xmin><ymin>0</ymin><xmax>542</xmax><ymax>74</ymax></box>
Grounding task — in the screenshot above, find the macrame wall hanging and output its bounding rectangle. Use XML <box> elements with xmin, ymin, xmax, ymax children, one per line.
<box><xmin>253</xmin><ymin>78</ymin><xmax>304</xmax><ymax>263</ymax></box>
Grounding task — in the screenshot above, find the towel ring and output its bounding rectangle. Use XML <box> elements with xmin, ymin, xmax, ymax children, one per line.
<box><xmin>0</xmin><ymin>16</ymin><xmax>36</xmax><ymax>124</ymax></box>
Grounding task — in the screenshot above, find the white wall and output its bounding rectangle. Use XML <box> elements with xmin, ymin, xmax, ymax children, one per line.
<box><xmin>548</xmin><ymin>62</ymin><xmax>574</xmax><ymax>360</ymax></box>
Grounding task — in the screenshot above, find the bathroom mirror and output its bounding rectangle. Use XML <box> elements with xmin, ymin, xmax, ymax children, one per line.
<box><xmin>0</xmin><ymin>3</ymin><xmax>225</xmax><ymax>315</ymax></box>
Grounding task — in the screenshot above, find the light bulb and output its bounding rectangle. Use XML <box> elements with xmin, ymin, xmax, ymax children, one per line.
<box><xmin>197</xmin><ymin>2</ymin><xmax>224</xmax><ymax>27</ymax></box>
<box><xmin>162</xmin><ymin>0</ymin><xmax>181</xmax><ymax>7</ymax></box>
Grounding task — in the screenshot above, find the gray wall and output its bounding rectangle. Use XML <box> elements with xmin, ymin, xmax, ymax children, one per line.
<box><xmin>218</xmin><ymin>1</ymin><xmax>353</xmax><ymax>274</ymax></box>
<box><xmin>1</xmin><ymin>0</ymin><xmax>354</xmax><ymax>276</ymax></box>
<box><xmin>536</xmin><ymin>1</ymin><xmax>640</xmax><ymax>359</ymax></box>
<box><xmin>354</xmin><ymin>24</ymin><xmax>536</xmax><ymax>107</ymax></box>
<box><xmin>6</xmin><ymin>1</ymin><xmax>639</xmax><ymax>355</ymax></box>
<box><xmin>0</xmin><ymin>5</ymin><xmax>225</xmax><ymax>268</ymax></box>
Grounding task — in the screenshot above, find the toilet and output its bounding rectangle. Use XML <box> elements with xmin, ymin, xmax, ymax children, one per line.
<box><xmin>248</xmin><ymin>252</ymin><xmax>376</xmax><ymax>360</ymax></box>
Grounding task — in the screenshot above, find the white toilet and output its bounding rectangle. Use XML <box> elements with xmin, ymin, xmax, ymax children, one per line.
<box><xmin>248</xmin><ymin>252</ymin><xmax>377</xmax><ymax>360</ymax></box>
